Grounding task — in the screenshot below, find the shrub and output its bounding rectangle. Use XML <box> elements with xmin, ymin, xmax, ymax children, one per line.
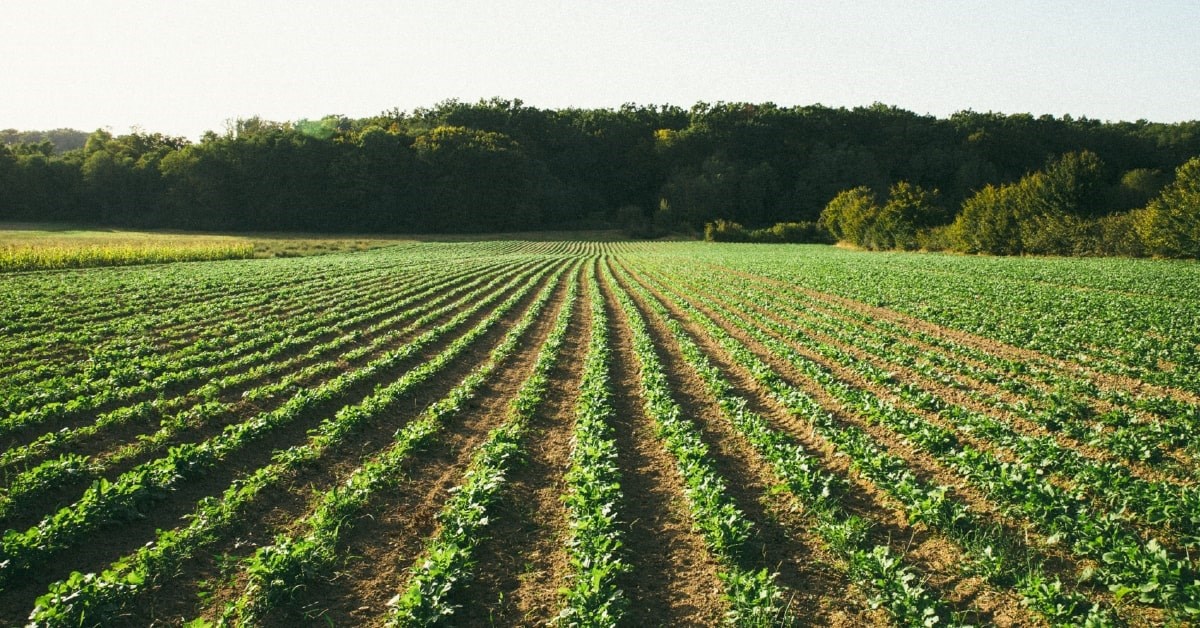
<box><xmin>1087</xmin><ymin>211</ymin><xmax>1146</xmax><ymax>257</ymax></box>
<box><xmin>820</xmin><ymin>183</ymin><xmax>944</xmax><ymax>250</ymax></box>
<box><xmin>704</xmin><ymin>220</ymin><xmax>833</xmax><ymax>244</ymax></box>
<box><xmin>1134</xmin><ymin>157</ymin><xmax>1200</xmax><ymax>258</ymax></box>
<box><xmin>819</xmin><ymin>186</ymin><xmax>879</xmax><ymax>246</ymax></box>
<box><xmin>949</xmin><ymin>151</ymin><xmax>1109</xmax><ymax>256</ymax></box>
<box><xmin>704</xmin><ymin>219</ymin><xmax>751</xmax><ymax>242</ymax></box>
<box><xmin>758</xmin><ymin>221</ymin><xmax>834</xmax><ymax>244</ymax></box>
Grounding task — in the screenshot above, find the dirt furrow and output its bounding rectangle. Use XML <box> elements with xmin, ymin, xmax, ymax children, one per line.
<box><xmin>596</xmin><ymin>267</ymin><xmax>728</xmax><ymax>626</ymax></box>
<box><xmin>239</xmin><ymin>268</ymin><xmax>577</xmax><ymax>627</ymax></box>
<box><xmin>702</xmin><ymin>276</ymin><xmax>1187</xmax><ymax>490</ymax></box>
<box><xmin>0</xmin><ymin>264</ymin><xmax>565</xmax><ymax>624</ymax></box>
<box><xmin>0</xmin><ymin>263</ymin><xmax>507</xmax><ymax>483</ymax></box>
<box><xmin>704</xmin><ymin>260</ymin><xmax>1200</xmax><ymax>408</ymax></box>
<box><xmin>610</xmin><ymin>262</ymin><xmax>877</xmax><ymax>626</ymax></box>
<box><xmin>698</xmin><ymin>268</ymin><xmax>1199</xmax><ymax>481</ymax></box>
<box><xmin>0</xmin><ymin>266</ymin><xmax>412</xmax><ymax>427</ymax></box>
<box><xmin>0</xmin><ymin>264</ymin><xmax>548</xmax><ymax>535</ymax></box>
<box><xmin>632</xmin><ymin>265</ymin><xmax>1050</xmax><ymax>626</ymax></box>
<box><xmin>451</xmin><ymin>270</ymin><xmax>590</xmax><ymax>626</ymax></box>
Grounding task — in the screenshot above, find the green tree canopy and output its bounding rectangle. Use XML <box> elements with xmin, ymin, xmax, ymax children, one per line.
<box><xmin>1135</xmin><ymin>157</ymin><xmax>1200</xmax><ymax>257</ymax></box>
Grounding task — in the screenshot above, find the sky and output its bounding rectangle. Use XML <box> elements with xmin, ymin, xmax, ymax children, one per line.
<box><xmin>2</xmin><ymin>0</ymin><xmax>1198</xmax><ymax>140</ymax></box>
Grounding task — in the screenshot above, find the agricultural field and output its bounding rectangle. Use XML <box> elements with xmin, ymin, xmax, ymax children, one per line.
<box><xmin>1</xmin><ymin>240</ymin><xmax>1199</xmax><ymax>626</ymax></box>
<box><xmin>0</xmin><ymin>224</ymin><xmax>413</xmax><ymax>271</ymax></box>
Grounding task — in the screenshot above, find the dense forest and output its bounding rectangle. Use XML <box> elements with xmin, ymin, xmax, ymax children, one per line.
<box><xmin>2</xmin><ymin>99</ymin><xmax>1198</xmax><ymax>255</ymax></box>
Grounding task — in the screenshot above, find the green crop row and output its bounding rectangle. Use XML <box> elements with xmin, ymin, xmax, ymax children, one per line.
<box><xmin>0</xmin><ymin>258</ymin><xmax>476</xmax><ymax>432</ymax></box>
<box><xmin>0</xmin><ymin>261</ymin><xmax>528</xmax><ymax>522</ymax></box>
<box><xmin>603</xmin><ymin>264</ymin><xmax>786</xmax><ymax>625</ymax></box>
<box><xmin>638</xmin><ymin>263</ymin><xmax>1114</xmax><ymax>626</ymax></box>
<box><xmin>711</xmin><ymin>271</ymin><xmax>1200</xmax><ymax>547</ymax></box>
<box><xmin>0</xmin><ymin>254</ymin><xmax>416</xmax><ymax>396</ymax></box>
<box><xmin>554</xmin><ymin>263</ymin><xmax>628</xmax><ymax>627</ymax></box>
<box><xmin>224</xmin><ymin>263</ymin><xmax>573</xmax><ymax>625</ymax></box>
<box><xmin>387</xmin><ymin>263</ymin><xmax>579</xmax><ymax>624</ymax></box>
<box><xmin>705</xmin><ymin>266</ymin><xmax>1197</xmax><ymax>472</ymax></box>
<box><xmin>0</xmin><ymin>261</ymin><xmax>556</xmax><ymax>588</ymax></box>
<box><xmin>26</xmin><ymin>262</ymin><xmax>567</xmax><ymax>627</ymax></box>
<box><xmin>618</xmin><ymin>263</ymin><xmax>961</xmax><ymax>626</ymax></box>
<box><xmin>713</xmin><ymin>283</ymin><xmax>1200</xmax><ymax>615</ymax></box>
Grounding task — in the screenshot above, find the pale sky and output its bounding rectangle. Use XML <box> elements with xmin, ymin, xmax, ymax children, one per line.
<box><xmin>3</xmin><ymin>1</ymin><xmax>1198</xmax><ymax>140</ymax></box>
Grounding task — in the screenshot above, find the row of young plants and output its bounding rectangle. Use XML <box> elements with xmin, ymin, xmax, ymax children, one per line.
<box><xmin>0</xmin><ymin>259</ymin><xmax>457</xmax><ymax>433</ymax></box>
<box><xmin>662</xmin><ymin>267</ymin><xmax>1195</xmax><ymax>618</ymax></box>
<box><xmin>386</xmin><ymin>266</ymin><xmax>579</xmax><ymax>624</ymax></box>
<box><xmin>223</xmin><ymin>263</ymin><xmax>575</xmax><ymax>625</ymax></box>
<box><xmin>832</xmin><ymin>312</ymin><xmax>1196</xmax><ymax>535</ymax></box>
<box><xmin>0</xmin><ymin>258</ymin><xmax>515</xmax><ymax>473</ymax></box>
<box><xmin>0</xmin><ymin>262</ymin><xmax>534</xmax><ymax>524</ymax></box>
<box><xmin>0</xmin><ymin>246</ymin><xmax>504</xmax><ymax>396</ymax></box>
<box><xmin>0</xmin><ymin>257</ymin><xmax>328</xmax><ymax>358</ymax></box>
<box><xmin>24</xmin><ymin>262</ymin><xmax>568</xmax><ymax>627</ymax></box>
<box><xmin>704</xmin><ymin>267</ymin><xmax>1197</xmax><ymax>471</ymax></box>
<box><xmin>0</xmin><ymin>253</ymin><xmax>414</xmax><ymax>389</ymax></box>
<box><xmin>0</xmin><ymin>259</ymin><xmax>501</xmax><ymax>464</ymax></box>
<box><xmin>813</xmin><ymin>303</ymin><xmax>1181</xmax><ymax>468</ymax></box>
<box><xmin>0</xmin><ymin>273</ymin><xmax>401</xmax><ymax>435</ymax></box>
<box><xmin>712</xmin><ymin>248</ymin><xmax>1200</xmax><ymax>392</ymax></box>
<box><xmin>1</xmin><ymin>245</ymin><xmax>522</xmax><ymax>385</ymax></box>
<box><xmin>0</xmin><ymin>261</ymin><xmax>559</xmax><ymax>589</ymax></box>
<box><xmin>0</xmin><ymin>241</ymin><xmax>435</xmax><ymax>341</ymax></box>
<box><xmin>612</xmin><ymin>263</ymin><xmax>963</xmax><ymax>626</ymax></box>
<box><xmin>715</xmin><ymin>282</ymin><xmax>1200</xmax><ymax>597</ymax></box>
<box><xmin>635</xmin><ymin>264</ymin><xmax>1116</xmax><ymax>627</ymax></box>
<box><xmin>0</xmin><ymin>277</ymin><xmax>348</xmax><ymax>410</ymax></box>
<box><xmin>709</xmin><ymin>274</ymin><xmax>1200</xmax><ymax>545</ymax></box>
<box><xmin>553</xmin><ymin>264</ymin><xmax>628</xmax><ymax>627</ymax></box>
<box><xmin>602</xmin><ymin>264</ymin><xmax>788</xmax><ymax>625</ymax></box>
<box><xmin>776</xmin><ymin>264</ymin><xmax>1195</xmax><ymax>433</ymax></box>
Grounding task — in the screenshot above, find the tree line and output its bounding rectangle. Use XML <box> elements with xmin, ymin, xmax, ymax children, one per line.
<box><xmin>1</xmin><ymin>98</ymin><xmax>1198</xmax><ymax>255</ymax></box>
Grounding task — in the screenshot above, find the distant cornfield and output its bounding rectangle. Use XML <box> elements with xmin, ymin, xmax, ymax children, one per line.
<box><xmin>0</xmin><ymin>241</ymin><xmax>255</xmax><ymax>271</ymax></box>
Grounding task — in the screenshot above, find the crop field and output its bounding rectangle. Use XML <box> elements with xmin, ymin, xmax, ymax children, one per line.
<box><xmin>2</xmin><ymin>241</ymin><xmax>1199</xmax><ymax>626</ymax></box>
<box><xmin>0</xmin><ymin>224</ymin><xmax>418</xmax><ymax>272</ymax></box>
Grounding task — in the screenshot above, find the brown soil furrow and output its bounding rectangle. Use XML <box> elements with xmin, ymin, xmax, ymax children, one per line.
<box><xmin>0</xmin><ymin>264</ymin><xmax>509</xmax><ymax>490</ymax></box>
<box><xmin>806</xmin><ymin>285</ymin><xmax>1200</xmax><ymax>406</ymax></box>
<box><xmin>697</xmin><ymin>268</ymin><xmax>1199</xmax><ymax>479</ymax></box>
<box><xmin>99</xmin><ymin>264</ymin><xmax>536</xmax><ymax>474</ymax></box>
<box><xmin>0</xmin><ymin>264</ymin><xmax>566</xmax><ymax>625</ymax></box>
<box><xmin>704</xmin><ymin>260</ymin><xmax>1200</xmax><ymax>408</ymax></box>
<box><xmin>0</xmin><ymin>265</ymin><xmax>550</xmax><ymax>535</ymax></box>
<box><xmin>609</xmin><ymin>262</ymin><xmax>876</xmax><ymax>626</ymax></box>
<box><xmin>702</xmin><ymin>277</ymin><xmax>1186</xmax><ymax>489</ymax></box>
<box><xmin>0</xmin><ymin>268</ymin><xmax>412</xmax><ymax>440</ymax></box>
<box><xmin>632</xmin><ymin>266</ymin><xmax>1064</xmax><ymax>626</ymax></box>
<box><xmin>697</xmin><ymin>278</ymin><xmax>1194</xmax><ymax>556</ymax></box>
<box><xmin>452</xmin><ymin>269</ymin><xmax>590</xmax><ymax>626</ymax></box>
<box><xmin>247</xmin><ymin>267</ymin><xmax>577</xmax><ymax>627</ymax></box>
<box><xmin>8</xmin><ymin>256</ymin><xmax>412</xmax><ymax>354</ymax></box>
<box><xmin>1</xmin><ymin>262</ymin><xmax>505</xmax><ymax>461</ymax></box>
<box><xmin>597</xmin><ymin>266</ymin><xmax>728</xmax><ymax>626</ymax></box>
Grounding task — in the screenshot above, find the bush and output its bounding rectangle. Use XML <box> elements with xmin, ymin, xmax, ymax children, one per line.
<box><xmin>704</xmin><ymin>219</ymin><xmax>751</xmax><ymax>242</ymax></box>
<box><xmin>949</xmin><ymin>183</ymin><xmax>1026</xmax><ymax>254</ymax></box>
<box><xmin>819</xmin><ymin>187</ymin><xmax>879</xmax><ymax>246</ymax></box>
<box><xmin>948</xmin><ymin>151</ymin><xmax>1109</xmax><ymax>256</ymax></box>
<box><xmin>704</xmin><ymin>220</ymin><xmax>833</xmax><ymax>244</ymax></box>
<box><xmin>756</xmin><ymin>221</ymin><xmax>834</xmax><ymax>244</ymax></box>
<box><xmin>819</xmin><ymin>182</ymin><xmax>945</xmax><ymax>250</ymax></box>
<box><xmin>1086</xmin><ymin>212</ymin><xmax>1146</xmax><ymax>257</ymax></box>
<box><xmin>1134</xmin><ymin>157</ymin><xmax>1200</xmax><ymax>258</ymax></box>
<box><xmin>915</xmin><ymin>225</ymin><xmax>954</xmax><ymax>251</ymax></box>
